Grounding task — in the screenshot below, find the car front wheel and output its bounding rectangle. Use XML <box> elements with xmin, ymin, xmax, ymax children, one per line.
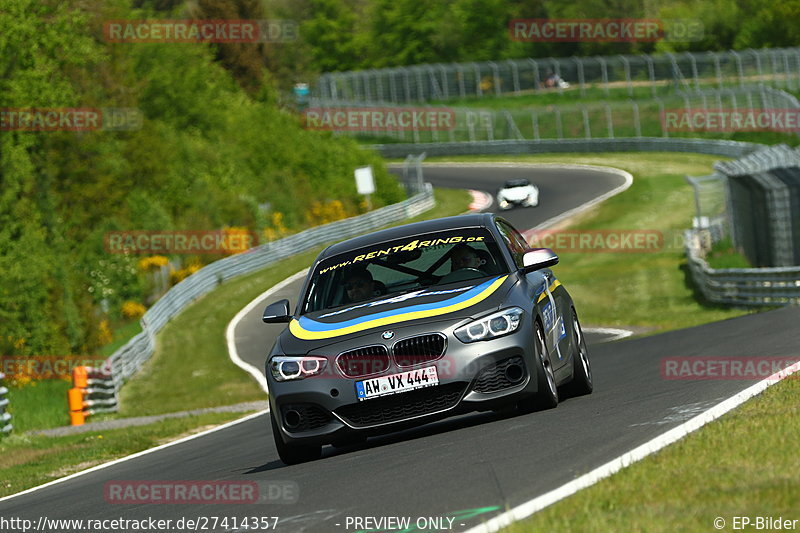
<box><xmin>519</xmin><ymin>319</ymin><xmax>558</xmax><ymax>412</ymax></box>
<box><xmin>567</xmin><ymin>308</ymin><xmax>593</xmax><ymax>396</ymax></box>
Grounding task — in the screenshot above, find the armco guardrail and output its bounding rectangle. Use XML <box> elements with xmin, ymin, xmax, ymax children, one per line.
<box><xmin>685</xmin><ymin>229</ymin><xmax>800</xmax><ymax>306</ymax></box>
<box><xmin>99</xmin><ymin>184</ymin><xmax>435</xmax><ymax>412</ymax></box>
<box><xmin>372</xmin><ymin>138</ymin><xmax>764</xmax><ymax>159</ymax></box>
<box><xmin>68</xmin><ymin>366</ymin><xmax>117</xmax><ymax>426</ymax></box>
<box><xmin>0</xmin><ymin>372</ymin><xmax>11</xmax><ymax>435</ymax></box>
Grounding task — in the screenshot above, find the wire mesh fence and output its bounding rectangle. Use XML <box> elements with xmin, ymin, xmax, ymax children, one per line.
<box><xmin>314</xmin><ymin>48</ymin><xmax>800</xmax><ymax>104</ymax></box>
<box><xmin>310</xmin><ymin>86</ymin><xmax>800</xmax><ymax>144</ymax></box>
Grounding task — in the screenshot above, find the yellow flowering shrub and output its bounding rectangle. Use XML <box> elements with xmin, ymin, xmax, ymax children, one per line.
<box><xmin>170</xmin><ymin>259</ymin><xmax>202</xmax><ymax>285</ymax></box>
<box><xmin>262</xmin><ymin>212</ymin><xmax>288</xmax><ymax>242</ymax></box>
<box><xmin>307</xmin><ymin>199</ymin><xmax>350</xmax><ymax>226</ymax></box>
<box><xmin>221</xmin><ymin>226</ymin><xmax>255</xmax><ymax>256</ymax></box>
<box><xmin>97</xmin><ymin>319</ymin><xmax>114</xmax><ymax>345</ymax></box>
<box><xmin>138</xmin><ymin>255</ymin><xmax>169</xmax><ymax>272</ymax></box>
<box><xmin>121</xmin><ymin>300</ymin><xmax>146</xmax><ymax>319</ymax></box>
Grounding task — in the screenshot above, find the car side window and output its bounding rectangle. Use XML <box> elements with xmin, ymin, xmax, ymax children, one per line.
<box><xmin>496</xmin><ymin>220</ymin><xmax>527</xmax><ymax>268</ymax></box>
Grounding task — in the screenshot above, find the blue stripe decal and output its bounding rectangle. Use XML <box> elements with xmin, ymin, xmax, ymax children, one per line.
<box><xmin>298</xmin><ymin>276</ymin><xmax>501</xmax><ymax>333</ymax></box>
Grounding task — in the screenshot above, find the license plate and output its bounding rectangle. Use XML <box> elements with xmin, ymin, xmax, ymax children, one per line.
<box><xmin>355</xmin><ymin>366</ymin><xmax>439</xmax><ymax>401</ymax></box>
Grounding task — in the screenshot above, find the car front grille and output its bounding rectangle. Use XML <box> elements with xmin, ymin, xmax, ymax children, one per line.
<box><xmin>280</xmin><ymin>403</ymin><xmax>332</xmax><ymax>432</ymax></box>
<box><xmin>472</xmin><ymin>356</ymin><xmax>527</xmax><ymax>393</ymax></box>
<box><xmin>392</xmin><ymin>333</ymin><xmax>446</xmax><ymax>366</ymax></box>
<box><xmin>337</xmin><ymin>345</ymin><xmax>391</xmax><ymax>378</ymax></box>
<box><xmin>335</xmin><ymin>382</ymin><xmax>466</xmax><ymax>428</ymax></box>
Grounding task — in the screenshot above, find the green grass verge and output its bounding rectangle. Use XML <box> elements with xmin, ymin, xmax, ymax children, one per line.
<box><xmin>4</xmin><ymin>381</ymin><xmax>72</xmax><ymax>433</ymax></box>
<box><xmin>99</xmin><ymin>320</ymin><xmax>143</xmax><ymax>358</ymax></box>
<box><xmin>0</xmin><ymin>410</ymin><xmax>256</xmax><ymax>498</ymax></box>
<box><xmin>503</xmin><ymin>375</ymin><xmax>800</xmax><ymax>533</ymax></box>
<box><xmin>421</xmin><ymin>153</ymin><xmax>757</xmax><ymax>332</ymax></box>
<box><xmin>3</xmin><ymin>321</ymin><xmax>145</xmax><ymax>434</ymax></box>
<box><xmin>706</xmin><ymin>237</ymin><xmax>752</xmax><ymax>269</ymax></box>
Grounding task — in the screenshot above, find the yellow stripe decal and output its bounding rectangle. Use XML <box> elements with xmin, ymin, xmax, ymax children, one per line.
<box><xmin>536</xmin><ymin>279</ymin><xmax>562</xmax><ymax>303</ymax></box>
<box><xmin>290</xmin><ymin>275</ymin><xmax>508</xmax><ymax>340</ymax></box>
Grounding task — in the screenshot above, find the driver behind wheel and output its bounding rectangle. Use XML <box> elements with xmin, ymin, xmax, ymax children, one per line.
<box><xmin>343</xmin><ymin>268</ymin><xmax>374</xmax><ymax>303</ymax></box>
<box><xmin>343</xmin><ymin>267</ymin><xmax>386</xmax><ymax>303</ymax></box>
<box><xmin>450</xmin><ymin>244</ymin><xmax>485</xmax><ymax>272</ymax></box>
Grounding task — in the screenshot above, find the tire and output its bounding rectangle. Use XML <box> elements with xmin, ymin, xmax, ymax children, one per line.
<box><xmin>270</xmin><ymin>410</ymin><xmax>322</xmax><ymax>465</ymax></box>
<box><xmin>519</xmin><ymin>319</ymin><xmax>558</xmax><ymax>412</ymax></box>
<box><xmin>567</xmin><ymin>308</ymin><xmax>593</xmax><ymax>396</ymax></box>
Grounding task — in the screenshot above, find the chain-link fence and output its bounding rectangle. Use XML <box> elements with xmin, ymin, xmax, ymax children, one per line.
<box><xmin>314</xmin><ymin>48</ymin><xmax>800</xmax><ymax>103</ymax></box>
<box><xmin>685</xmin><ymin>173</ymin><xmax>730</xmax><ymax>244</ymax></box>
<box><xmin>312</xmin><ymin>86</ymin><xmax>800</xmax><ymax>143</ymax></box>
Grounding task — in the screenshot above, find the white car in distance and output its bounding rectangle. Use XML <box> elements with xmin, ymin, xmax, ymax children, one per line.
<box><xmin>496</xmin><ymin>178</ymin><xmax>539</xmax><ymax>210</ymax></box>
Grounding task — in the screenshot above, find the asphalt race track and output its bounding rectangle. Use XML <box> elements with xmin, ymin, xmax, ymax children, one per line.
<box><xmin>3</xmin><ymin>164</ymin><xmax>799</xmax><ymax>532</ymax></box>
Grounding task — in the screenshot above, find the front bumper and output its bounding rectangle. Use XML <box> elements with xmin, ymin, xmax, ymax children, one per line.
<box><xmin>497</xmin><ymin>195</ymin><xmax>538</xmax><ymax>209</ymax></box>
<box><xmin>267</xmin><ymin>319</ymin><xmax>541</xmax><ymax>447</ymax></box>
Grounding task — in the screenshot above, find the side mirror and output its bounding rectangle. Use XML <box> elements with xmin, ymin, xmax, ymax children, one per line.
<box><xmin>262</xmin><ymin>299</ymin><xmax>291</xmax><ymax>323</ymax></box>
<box><xmin>521</xmin><ymin>248</ymin><xmax>559</xmax><ymax>273</ymax></box>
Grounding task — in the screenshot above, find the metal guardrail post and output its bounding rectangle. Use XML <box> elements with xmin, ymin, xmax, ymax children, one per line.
<box><xmin>574</xmin><ymin>57</ymin><xmax>586</xmax><ymax>97</ymax></box>
<box><xmin>597</xmin><ymin>56</ymin><xmax>609</xmax><ymax>97</ymax></box>
<box><xmin>68</xmin><ymin>365</ymin><xmax>117</xmax><ymax>425</ymax></box>
<box><xmin>0</xmin><ymin>372</ymin><xmax>11</xmax><ymax>435</ymax></box>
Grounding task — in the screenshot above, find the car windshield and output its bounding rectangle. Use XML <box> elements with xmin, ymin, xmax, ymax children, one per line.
<box><xmin>504</xmin><ymin>179</ymin><xmax>531</xmax><ymax>188</ymax></box>
<box><xmin>302</xmin><ymin>227</ymin><xmax>507</xmax><ymax>314</ymax></box>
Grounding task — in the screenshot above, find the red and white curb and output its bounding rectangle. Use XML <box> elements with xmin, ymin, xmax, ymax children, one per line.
<box><xmin>469</xmin><ymin>190</ymin><xmax>493</xmax><ymax>211</ymax></box>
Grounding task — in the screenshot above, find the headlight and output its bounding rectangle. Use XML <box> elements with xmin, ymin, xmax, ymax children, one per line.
<box><xmin>269</xmin><ymin>356</ymin><xmax>328</xmax><ymax>381</ymax></box>
<box><xmin>454</xmin><ymin>307</ymin><xmax>524</xmax><ymax>343</ymax></box>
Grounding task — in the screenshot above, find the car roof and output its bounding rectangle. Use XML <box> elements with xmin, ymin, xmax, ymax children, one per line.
<box><xmin>319</xmin><ymin>213</ymin><xmax>497</xmax><ymax>259</ymax></box>
<box><xmin>503</xmin><ymin>178</ymin><xmax>530</xmax><ymax>187</ymax></box>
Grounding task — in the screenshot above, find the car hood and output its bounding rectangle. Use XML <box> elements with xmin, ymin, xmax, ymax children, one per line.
<box><xmin>280</xmin><ymin>274</ymin><xmax>515</xmax><ymax>353</ymax></box>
